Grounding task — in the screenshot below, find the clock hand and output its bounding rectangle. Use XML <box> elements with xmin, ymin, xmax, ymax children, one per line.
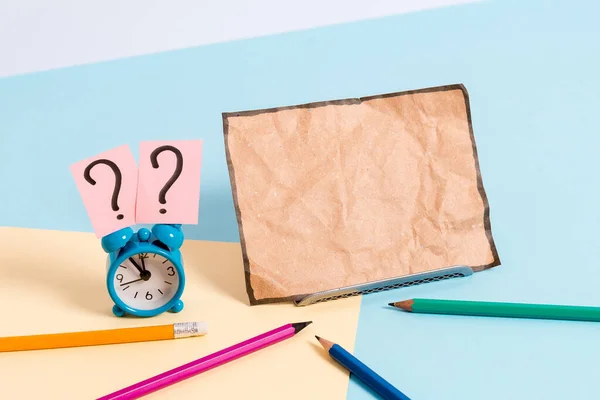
<box><xmin>139</xmin><ymin>254</ymin><xmax>147</xmax><ymax>272</ymax></box>
<box><xmin>129</xmin><ymin>257</ymin><xmax>144</xmax><ymax>274</ymax></box>
<box><xmin>121</xmin><ymin>278</ymin><xmax>143</xmax><ymax>286</ymax></box>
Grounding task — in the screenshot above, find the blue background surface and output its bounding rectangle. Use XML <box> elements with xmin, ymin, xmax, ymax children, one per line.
<box><xmin>2</xmin><ymin>1</ymin><xmax>600</xmax><ymax>398</ymax></box>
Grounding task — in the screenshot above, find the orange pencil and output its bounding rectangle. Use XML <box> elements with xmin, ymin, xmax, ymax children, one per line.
<box><xmin>0</xmin><ymin>322</ymin><xmax>207</xmax><ymax>352</ymax></box>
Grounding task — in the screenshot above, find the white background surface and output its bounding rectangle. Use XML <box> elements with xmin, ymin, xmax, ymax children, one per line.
<box><xmin>0</xmin><ymin>0</ymin><xmax>476</xmax><ymax>78</ymax></box>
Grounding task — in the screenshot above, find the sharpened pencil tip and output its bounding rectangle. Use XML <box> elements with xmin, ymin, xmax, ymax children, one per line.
<box><xmin>315</xmin><ymin>335</ymin><xmax>334</xmax><ymax>351</ymax></box>
<box><xmin>390</xmin><ymin>299</ymin><xmax>414</xmax><ymax>311</ymax></box>
<box><xmin>292</xmin><ymin>321</ymin><xmax>312</xmax><ymax>334</ymax></box>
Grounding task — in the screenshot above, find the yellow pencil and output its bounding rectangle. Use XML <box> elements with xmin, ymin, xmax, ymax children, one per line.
<box><xmin>0</xmin><ymin>321</ymin><xmax>207</xmax><ymax>352</ymax></box>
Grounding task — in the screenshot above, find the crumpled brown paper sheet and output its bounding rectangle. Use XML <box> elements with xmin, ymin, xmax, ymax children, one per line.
<box><xmin>222</xmin><ymin>84</ymin><xmax>500</xmax><ymax>305</ymax></box>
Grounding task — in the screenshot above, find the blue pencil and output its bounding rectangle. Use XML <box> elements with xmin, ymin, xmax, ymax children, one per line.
<box><xmin>315</xmin><ymin>336</ymin><xmax>410</xmax><ymax>400</ymax></box>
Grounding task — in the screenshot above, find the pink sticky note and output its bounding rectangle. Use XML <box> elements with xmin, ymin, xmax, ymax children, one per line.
<box><xmin>70</xmin><ymin>145</ymin><xmax>138</xmax><ymax>238</ymax></box>
<box><xmin>135</xmin><ymin>140</ymin><xmax>203</xmax><ymax>224</ymax></box>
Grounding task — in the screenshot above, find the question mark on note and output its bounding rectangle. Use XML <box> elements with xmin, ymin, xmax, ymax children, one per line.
<box><xmin>84</xmin><ymin>159</ymin><xmax>124</xmax><ymax>220</ymax></box>
<box><xmin>150</xmin><ymin>145</ymin><xmax>183</xmax><ymax>214</ymax></box>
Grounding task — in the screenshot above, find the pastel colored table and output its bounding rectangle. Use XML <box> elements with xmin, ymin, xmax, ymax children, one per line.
<box><xmin>1</xmin><ymin>1</ymin><xmax>600</xmax><ymax>399</ymax></box>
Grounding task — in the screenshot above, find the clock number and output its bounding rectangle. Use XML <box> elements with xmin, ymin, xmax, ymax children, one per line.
<box><xmin>146</xmin><ymin>291</ymin><xmax>153</xmax><ymax>300</ymax></box>
<box><xmin>139</xmin><ymin>253</ymin><xmax>149</xmax><ymax>259</ymax></box>
<box><xmin>167</xmin><ymin>266</ymin><xmax>175</xmax><ymax>276</ymax></box>
<box><xmin>116</xmin><ymin>274</ymin><xmax>123</xmax><ymax>283</ymax></box>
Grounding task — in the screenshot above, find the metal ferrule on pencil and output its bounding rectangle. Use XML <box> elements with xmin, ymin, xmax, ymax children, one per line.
<box><xmin>173</xmin><ymin>322</ymin><xmax>208</xmax><ymax>339</ymax></box>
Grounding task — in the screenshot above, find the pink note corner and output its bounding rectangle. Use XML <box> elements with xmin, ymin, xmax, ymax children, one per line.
<box><xmin>136</xmin><ymin>140</ymin><xmax>203</xmax><ymax>225</ymax></box>
<box><xmin>70</xmin><ymin>144</ymin><xmax>139</xmax><ymax>238</ymax></box>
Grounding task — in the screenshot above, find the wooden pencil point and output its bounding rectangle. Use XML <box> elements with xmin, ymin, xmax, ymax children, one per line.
<box><xmin>315</xmin><ymin>336</ymin><xmax>334</xmax><ymax>351</ymax></box>
<box><xmin>389</xmin><ymin>299</ymin><xmax>414</xmax><ymax>311</ymax></box>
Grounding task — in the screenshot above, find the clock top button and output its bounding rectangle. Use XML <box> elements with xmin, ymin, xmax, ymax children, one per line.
<box><xmin>137</xmin><ymin>228</ymin><xmax>151</xmax><ymax>242</ymax></box>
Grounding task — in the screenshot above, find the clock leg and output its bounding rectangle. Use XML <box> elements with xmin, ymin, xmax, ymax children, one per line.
<box><xmin>170</xmin><ymin>300</ymin><xmax>184</xmax><ymax>313</ymax></box>
<box><xmin>112</xmin><ymin>304</ymin><xmax>126</xmax><ymax>317</ymax></box>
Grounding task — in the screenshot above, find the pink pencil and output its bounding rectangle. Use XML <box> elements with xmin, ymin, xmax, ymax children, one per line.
<box><xmin>96</xmin><ymin>321</ymin><xmax>312</xmax><ymax>400</ymax></box>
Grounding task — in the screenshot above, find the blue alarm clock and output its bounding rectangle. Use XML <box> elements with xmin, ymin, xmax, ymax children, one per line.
<box><xmin>100</xmin><ymin>224</ymin><xmax>186</xmax><ymax>318</ymax></box>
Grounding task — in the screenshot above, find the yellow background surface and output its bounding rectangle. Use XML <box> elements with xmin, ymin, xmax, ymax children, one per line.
<box><xmin>0</xmin><ymin>227</ymin><xmax>361</xmax><ymax>399</ymax></box>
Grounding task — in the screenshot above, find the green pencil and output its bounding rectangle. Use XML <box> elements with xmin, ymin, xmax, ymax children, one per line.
<box><xmin>388</xmin><ymin>298</ymin><xmax>600</xmax><ymax>322</ymax></box>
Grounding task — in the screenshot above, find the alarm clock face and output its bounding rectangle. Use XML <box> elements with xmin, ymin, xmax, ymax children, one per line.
<box><xmin>112</xmin><ymin>252</ymin><xmax>180</xmax><ymax>311</ymax></box>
